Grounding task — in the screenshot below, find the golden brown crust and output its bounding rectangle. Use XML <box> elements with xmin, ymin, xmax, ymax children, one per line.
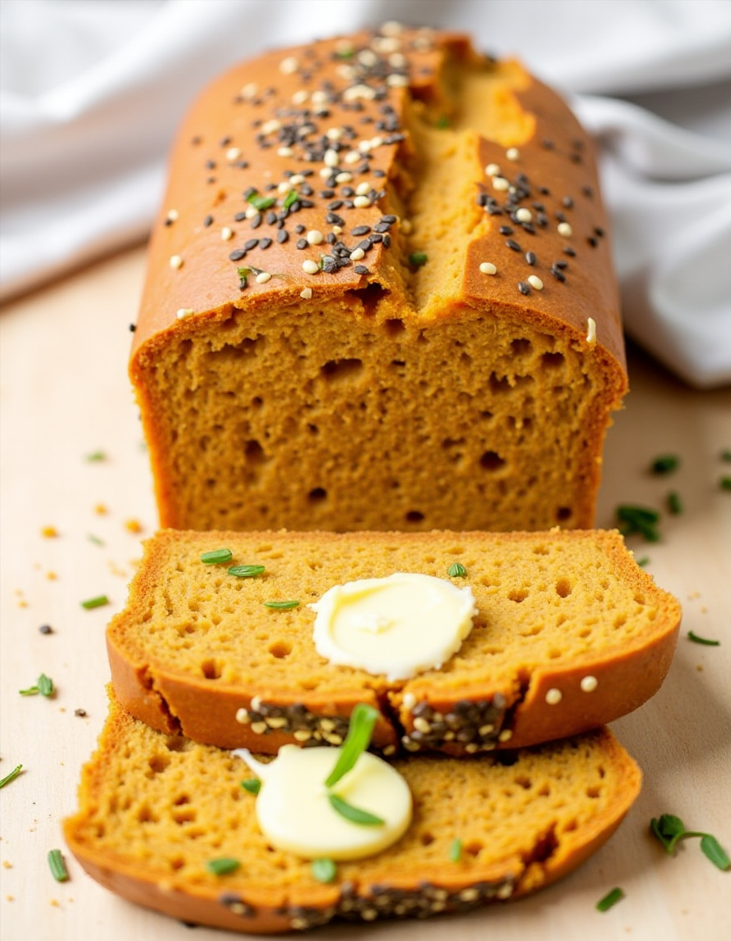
<box><xmin>64</xmin><ymin>692</ymin><xmax>642</xmax><ymax>933</ymax></box>
<box><xmin>106</xmin><ymin>528</ymin><xmax>681</xmax><ymax>754</ymax></box>
<box><xmin>129</xmin><ymin>24</ymin><xmax>627</xmax><ymax>534</ymax></box>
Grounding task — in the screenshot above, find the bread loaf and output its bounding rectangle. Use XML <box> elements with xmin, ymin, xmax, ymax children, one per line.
<box><xmin>130</xmin><ymin>24</ymin><xmax>627</xmax><ymax>533</ymax></box>
<box><xmin>107</xmin><ymin>529</ymin><xmax>681</xmax><ymax>754</ymax></box>
<box><xmin>64</xmin><ymin>691</ymin><xmax>641</xmax><ymax>933</ymax></box>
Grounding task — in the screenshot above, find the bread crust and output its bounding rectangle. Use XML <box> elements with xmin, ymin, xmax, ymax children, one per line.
<box><xmin>64</xmin><ymin>694</ymin><xmax>642</xmax><ymax>933</ymax></box>
<box><xmin>106</xmin><ymin>528</ymin><xmax>681</xmax><ymax>754</ymax></box>
<box><xmin>129</xmin><ymin>25</ymin><xmax>627</xmax><ymax>534</ymax></box>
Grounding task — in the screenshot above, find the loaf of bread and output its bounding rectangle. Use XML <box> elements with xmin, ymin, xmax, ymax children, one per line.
<box><xmin>107</xmin><ymin>528</ymin><xmax>681</xmax><ymax>754</ymax></box>
<box><xmin>64</xmin><ymin>690</ymin><xmax>641</xmax><ymax>933</ymax></box>
<box><xmin>130</xmin><ymin>23</ymin><xmax>627</xmax><ymax>534</ymax></box>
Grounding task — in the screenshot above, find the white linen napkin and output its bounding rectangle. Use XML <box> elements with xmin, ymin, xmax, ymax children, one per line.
<box><xmin>2</xmin><ymin>0</ymin><xmax>730</xmax><ymax>387</ymax></box>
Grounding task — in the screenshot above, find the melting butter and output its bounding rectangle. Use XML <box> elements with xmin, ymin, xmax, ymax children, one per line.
<box><xmin>233</xmin><ymin>745</ymin><xmax>412</xmax><ymax>860</ymax></box>
<box><xmin>310</xmin><ymin>573</ymin><xmax>477</xmax><ymax>680</ymax></box>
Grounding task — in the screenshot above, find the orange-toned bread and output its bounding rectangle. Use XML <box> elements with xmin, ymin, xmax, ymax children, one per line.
<box><xmin>107</xmin><ymin>529</ymin><xmax>681</xmax><ymax>754</ymax></box>
<box><xmin>64</xmin><ymin>691</ymin><xmax>642</xmax><ymax>934</ymax></box>
<box><xmin>130</xmin><ymin>24</ymin><xmax>626</xmax><ymax>534</ymax></box>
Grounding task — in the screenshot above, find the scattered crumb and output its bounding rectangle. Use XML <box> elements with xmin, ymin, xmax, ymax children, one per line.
<box><xmin>697</xmin><ymin>665</ymin><xmax>704</xmax><ymax>672</ymax></box>
<box><xmin>17</xmin><ymin>600</ymin><xmax>28</xmax><ymax>609</ymax></box>
<box><xmin>108</xmin><ymin>561</ymin><xmax>128</xmax><ymax>578</ymax></box>
<box><xmin>14</xmin><ymin>589</ymin><xmax>24</xmax><ymax>596</ymax></box>
<box><xmin>2</xmin><ymin>861</ymin><xmax>12</xmax><ymax>868</ymax></box>
<box><xmin>46</xmin><ymin>571</ymin><xmax>58</xmax><ymax>581</ymax></box>
<box><xmin>59</xmin><ymin>708</ymin><xmax>66</xmax><ymax>713</ymax></box>
<box><xmin>50</xmin><ymin>899</ymin><xmax>60</xmax><ymax>907</ymax></box>
<box><xmin>125</xmin><ymin>518</ymin><xmax>143</xmax><ymax>534</ymax></box>
<box><xmin>41</xmin><ymin>526</ymin><xmax>59</xmax><ymax>538</ymax></box>
<box><xmin>700</xmin><ymin>606</ymin><xmax>708</xmax><ymax>613</ymax></box>
<box><xmin>94</xmin><ymin>503</ymin><xmax>108</xmax><ymax>515</ymax></box>
<box><xmin>687</xmin><ymin>591</ymin><xmax>701</xmax><ymax>600</ymax></box>
<box><xmin>74</xmin><ymin>709</ymin><xmax>87</xmax><ymax>717</ymax></box>
<box><xmin>6</xmin><ymin>895</ymin><xmax>14</xmax><ymax>902</ymax></box>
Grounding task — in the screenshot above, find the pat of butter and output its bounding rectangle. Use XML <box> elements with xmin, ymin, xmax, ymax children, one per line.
<box><xmin>310</xmin><ymin>573</ymin><xmax>477</xmax><ymax>681</ymax></box>
<box><xmin>233</xmin><ymin>745</ymin><xmax>412</xmax><ymax>861</ymax></box>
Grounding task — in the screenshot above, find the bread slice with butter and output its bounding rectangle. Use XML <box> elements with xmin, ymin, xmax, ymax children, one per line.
<box><xmin>64</xmin><ymin>690</ymin><xmax>642</xmax><ymax>933</ymax></box>
<box><xmin>107</xmin><ymin>528</ymin><xmax>681</xmax><ymax>755</ymax></box>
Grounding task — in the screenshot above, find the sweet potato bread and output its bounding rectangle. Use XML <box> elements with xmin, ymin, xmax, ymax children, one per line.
<box><xmin>64</xmin><ymin>692</ymin><xmax>642</xmax><ymax>934</ymax></box>
<box><xmin>106</xmin><ymin>529</ymin><xmax>681</xmax><ymax>754</ymax></box>
<box><xmin>131</xmin><ymin>23</ymin><xmax>627</xmax><ymax>533</ymax></box>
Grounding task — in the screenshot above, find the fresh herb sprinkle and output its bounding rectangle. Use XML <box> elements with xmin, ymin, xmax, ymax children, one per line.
<box><xmin>447</xmin><ymin>562</ymin><xmax>467</xmax><ymax>578</ymax></box>
<box><xmin>325</xmin><ymin>703</ymin><xmax>379</xmax><ymax>788</ymax></box>
<box><xmin>408</xmin><ymin>251</ymin><xmax>428</xmax><ymax>267</ymax></box>
<box><xmin>687</xmin><ymin>631</ymin><xmax>720</xmax><ymax>646</ymax></box>
<box><xmin>0</xmin><ymin>764</ymin><xmax>23</xmax><ymax>789</ymax></box>
<box><xmin>616</xmin><ymin>505</ymin><xmax>661</xmax><ymax>542</ymax></box>
<box><xmin>200</xmin><ymin>548</ymin><xmax>233</xmax><ymax>565</ymax></box>
<box><xmin>263</xmin><ymin>600</ymin><xmax>300</xmax><ymax>609</ymax></box>
<box><xmin>328</xmin><ymin>793</ymin><xmax>385</xmax><ymax>826</ymax></box>
<box><xmin>311</xmin><ymin>858</ymin><xmax>337</xmax><ymax>883</ymax></box>
<box><xmin>48</xmin><ymin>849</ymin><xmax>70</xmax><ymax>882</ymax></box>
<box><xmin>596</xmin><ymin>887</ymin><xmax>624</xmax><ymax>912</ymax></box>
<box><xmin>449</xmin><ymin>838</ymin><xmax>463</xmax><ymax>862</ymax></box>
<box><xmin>651</xmin><ymin>455</ymin><xmax>680</xmax><ymax>475</ymax></box>
<box><xmin>650</xmin><ymin>813</ymin><xmax>730</xmax><ymax>870</ymax></box>
<box><xmin>228</xmin><ymin>564</ymin><xmax>265</xmax><ymax>578</ymax></box>
<box><xmin>241</xmin><ymin>778</ymin><xmax>261</xmax><ymax>795</ymax></box>
<box><xmin>667</xmin><ymin>491</ymin><xmax>683</xmax><ymax>515</ymax></box>
<box><xmin>81</xmin><ymin>595</ymin><xmax>109</xmax><ymax>610</ymax></box>
<box><xmin>206</xmin><ymin>857</ymin><xmax>241</xmax><ymax>876</ymax></box>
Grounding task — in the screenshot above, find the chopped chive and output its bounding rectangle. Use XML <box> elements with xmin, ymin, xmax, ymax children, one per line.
<box><xmin>667</xmin><ymin>491</ymin><xmax>683</xmax><ymax>515</ymax></box>
<box><xmin>311</xmin><ymin>858</ymin><xmax>337</xmax><ymax>883</ymax></box>
<box><xmin>650</xmin><ymin>455</ymin><xmax>679</xmax><ymax>475</ymax></box>
<box><xmin>596</xmin><ymin>887</ymin><xmax>624</xmax><ymax>912</ymax></box>
<box><xmin>85</xmin><ymin>451</ymin><xmax>106</xmax><ymax>462</ymax></box>
<box><xmin>37</xmin><ymin>674</ymin><xmax>54</xmax><ymax>697</ymax></box>
<box><xmin>720</xmin><ymin>449</ymin><xmax>731</xmax><ymax>462</ymax></box>
<box><xmin>449</xmin><ymin>838</ymin><xmax>463</xmax><ymax>862</ymax></box>
<box><xmin>325</xmin><ymin>703</ymin><xmax>379</xmax><ymax>788</ymax></box>
<box><xmin>200</xmin><ymin>548</ymin><xmax>233</xmax><ymax>565</ymax></box>
<box><xmin>283</xmin><ymin>189</ymin><xmax>299</xmax><ymax>210</ymax></box>
<box><xmin>636</xmin><ymin>556</ymin><xmax>650</xmax><ymax>567</ymax></box>
<box><xmin>408</xmin><ymin>251</ymin><xmax>428</xmax><ymax>267</ymax></box>
<box><xmin>720</xmin><ymin>476</ymin><xmax>731</xmax><ymax>491</ymax></box>
<box><xmin>246</xmin><ymin>191</ymin><xmax>276</xmax><ymax>211</ymax></box>
<box><xmin>206</xmin><ymin>857</ymin><xmax>240</xmax><ymax>876</ymax></box>
<box><xmin>447</xmin><ymin>562</ymin><xmax>467</xmax><ymax>578</ymax></box>
<box><xmin>48</xmin><ymin>849</ymin><xmax>69</xmax><ymax>882</ymax></box>
<box><xmin>700</xmin><ymin>835</ymin><xmax>731</xmax><ymax>871</ymax></box>
<box><xmin>228</xmin><ymin>564</ymin><xmax>265</xmax><ymax>579</ymax></box>
<box><xmin>436</xmin><ymin>116</ymin><xmax>450</xmax><ymax>128</ymax></box>
<box><xmin>0</xmin><ymin>764</ymin><xmax>23</xmax><ymax>789</ymax></box>
<box><xmin>334</xmin><ymin>46</ymin><xmax>354</xmax><ymax>59</ymax></box>
<box><xmin>237</xmin><ymin>266</ymin><xmax>250</xmax><ymax>288</ymax></box>
<box><xmin>81</xmin><ymin>594</ymin><xmax>109</xmax><ymax>610</ymax></box>
<box><xmin>616</xmin><ymin>504</ymin><xmax>661</xmax><ymax>542</ymax></box>
<box><xmin>19</xmin><ymin>684</ymin><xmax>39</xmax><ymax>696</ymax></box>
<box><xmin>241</xmin><ymin>778</ymin><xmax>261</xmax><ymax>795</ymax></box>
<box><xmin>263</xmin><ymin>600</ymin><xmax>299</xmax><ymax>609</ymax></box>
<box><xmin>328</xmin><ymin>793</ymin><xmax>384</xmax><ymax>826</ymax></box>
<box><xmin>87</xmin><ymin>534</ymin><xmax>105</xmax><ymax>546</ymax></box>
<box><xmin>687</xmin><ymin>630</ymin><xmax>720</xmax><ymax>646</ymax></box>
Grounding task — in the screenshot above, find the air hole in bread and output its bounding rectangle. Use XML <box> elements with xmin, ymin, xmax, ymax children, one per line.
<box><xmin>384</xmin><ymin>318</ymin><xmax>405</xmax><ymax>336</ymax></box>
<box><xmin>586</xmin><ymin>786</ymin><xmax>601</xmax><ymax>799</ymax></box>
<box><xmin>320</xmin><ymin>358</ymin><xmax>364</xmax><ymax>381</ymax></box>
<box><xmin>137</xmin><ymin>804</ymin><xmax>158</xmax><ymax>824</ymax></box>
<box><xmin>563</xmin><ymin>819</ymin><xmax>577</xmax><ymax>832</ymax></box>
<box><xmin>515</xmin><ymin>775</ymin><xmax>532</xmax><ymax>790</ymax></box>
<box><xmin>308</xmin><ymin>487</ymin><xmax>327</xmax><ymax>503</ymax></box>
<box><xmin>165</xmin><ymin>737</ymin><xmax>187</xmax><ymax>753</ymax></box>
<box><xmin>555</xmin><ymin>577</ymin><xmax>572</xmax><ymax>598</ymax></box>
<box><xmin>173</xmin><ymin>808</ymin><xmax>196</xmax><ymax>825</ymax></box>
<box><xmin>510</xmin><ymin>338</ymin><xmax>533</xmax><ymax>356</ymax></box>
<box><xmin>170</xmin><ymin>858</ymin><xmax>186</xmax><ymax>871</ymax></box>
<box><xmin>420</xmin><ymin>832</ymin><xmax>435</xmax><ymax>846</ymax></box>
<box><xmin>465</xmin><ymin>841</ymin><xmax>483</xmax><ymax>857</ymax></box>
<box><xmin>542</xmin><ymin>352</ymin><xmax>565</xmax><ymax>369</ymax></box>
<box><xmin>489</xmin><ymin>374</ymin><xmax>511</xmax><ymax>394</ymax></box>
<box><xmin>529</xmin><ymin>827</ymin><xmax>558</xmax><ymax>864</ymax></box>
<box><xmin>268</xmin><ymin>640</ymin><xmax>292</xmax><ymax>659</ymax></box>
<box><xmin>633</xmin><ymin>593</ymin><xmax>646</xmax><ymax>605</ymax></box>
<box><xmin>307</xmin><ymin>423</ymin><xmax>319</xmax><ymax>435</ymax></box>
<box><xmin>508</xmin><ymin>589</ymin><xmax>528</xmax><ymax>603</ymax></box>
<box><xmin>405</xmin><ymin>510</ymin><xmax>424</xmax><ymax>523</ymax></box>
<box><xmin>245</xmin><ymin>439</ymin><xmax>267</xmax><ymax>464</ymax></box>
<box><xmin>556</xmin><ymin>506</ymin><xmax>572</xmax><ymax>522</ymax></box>
<box><xmin>148</xmin><ymin>755</ymin><xmax>170</xmax><ymax>775</ymax></box>
<box><xmin>480</xmin><ymin>450</ymin><xmax>505</xmax><ymax>471</ymax></box>
<box><xmin>201</xmin><ymin>660</ymin><xmax>223</xmax><ymax>680</ymax></box>
<box><xmin>538</xmin><ymin>784</ymin><xmax>551</xmax><ymax>797</ymax></box>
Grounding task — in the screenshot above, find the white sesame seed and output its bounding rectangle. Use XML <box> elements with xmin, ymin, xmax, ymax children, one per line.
<box><xmin>251</xmin><ymin>696</ymin><xmax>262</xmax><ymax>711</ymax></box>
<box><xmin>277</xmin><ymin>181</ymin><xmax>290</xmax><ymax>194</ymax></box>
<box><xmin>293</xmin><ymin>729</ymin><xmax>311</xmax><ymax>741</ymax></box>
<box><xmin>289</xmin><ymin>174</ymin><xmax>305</xmax><ymax>185</ymax></box>
<box><xmin>306</xmin><ymin>230</ymin><xmax>324</xmax><ymax>245</ymax></box>
<box><xmin>166</xmin><ymin>209</ymin><xmax>179</xmax><ymax>222</ymax></box>
<box><xmin>350</xmin><ymin>248</ymin><xmax>365</xmax><ymax>261</ymax></box>
<box><xmin>251</xmin><ymin>721</ymin><xmax>267</xmax><ymax>735</ymax></box>
<box><xmin>497</xmin><ymin>883</ymin><xmax>514</xmax><ymax>899</ymax></box>
<box><xmin>261</xmin><ymin>119</ymin><xmax>281</xmax><ymax>135</ymax></box>
<box><xmin>336</xmin><ymin>63</ymin><xmax>356</xmax><ymax>81</ymax></box>
<box><xmin>302</xmin><ymin>260</ymin><xmax>319</xmax><ymax>274</ymax></box>
<box><xmin>324</xmin><ymin>148</ymin><xmax>339</xmax><ymax>168</ymax></box>
<box><xmin>369</xmin><ymin>136</ymin><xmax>383</xmax><ymax>149</ymax></box>
<box><xmin>176</xmin><ymin>308</ymin><xmax>194</xmax><ymax>319</ymax></box>
<box><xmin>169</xmin><ymin>254</ymin><xmax>183</xmax><ymax>269</ymax></box>
<box><xmin>353</xmin><ymin>195</ymin><xmax>371</xmax><ymax>208</ymax></box>
<box><xmin>498</xmin><ymin>729</ymin><xmax>513</xmax><ymax>742</ymax></box>
<box><xmin>279</xmin><ymin>56</ymin><xmax>299</xmax><ymax>75</ymax></box>
<box><xmin>300</xmin><ymin>287</ymin><xmax>313</xmax><ymax>300</ymax></box>
<box><xmin>586</xmin><ymin>317</ymin><xmax>597</xmax><ymax>345</ymax></box>
<box><xmin>332</xmin><ymin>225</ymin><xmax>343</xmax><ymax>235</ymax></box>
<box><xmin>319</xmin><ymin>167</ymin><xmax>333</xmax><ymax>178</ymax></box>
<box><xmin>485</xmin><ymin>163</ymin><xmax>501</xmax><ymax>177</ymax></box>
<box><xmin>506</xmin><ymin>147</ymin><xmax>520</xmax><ymax>161</ymax></box>
<box><xmin>343</xmin><ymin>84</ymin><xmax>376</xmax><ymax>101</ymax></box>
<box><xmin>335</xmin><ymin>40</ymin><xmax>354</xmax><ymax>56</ymax></box>
<box><xmin>527</xmin><ymin>275</ymin><xmax>544</xmax><ymax>290</ymax></box>
<box><xmin>479</xmin><ymin>262</ymin><xmax>497</xmax><ymax>275</ymax></box>
<box><xmin>235</xmin><ymin>708</ymin><xmax>250</xmax><ymax>724</ymax></box>
<box><xmin>292</xmin><ymin>89</ymin><xmax>309</xmax><ymax>105</ymax></box>
<box><xmin>335</xmin><ymin>171</ymin><xmax>353</xmax><ymax>184</ymax></box>
<box><xmin>545</xmin><ymin>688</ymin><xmax>562</xmax><ymax>705</ymax></box>
<box><xmin>558</xmin><ymin>222</ymin><xmax>573</xmax><ymax>237</ymax></box>
<box><xmin>374</xmin><ymin>36</ymin><xmax>401</xmax><ymax>54</ymax></box>
<box><xmin>277</xmin><ymin>146</ymin><xmax>293</xmax><ymax>157</ymax></box>
<box><xmin>389</xmin><ymin>52</ymin><xmax>407</xmax><ymax>67</ymax></box>
<box><xmin>355</xmin><ymin>181</ymin><xmax>371</xmax><ymax>196</ymax></box>
<box><xmin>581</xmin><ymin>675</ymin><xmax>599</xmax><ymax>692</ymax></box>
<box><xmin>493</xmin><ymin>176</ymin><xmax>510</xmax><ymax>191</ymax></box>
<box><xmin>326</xmin><ymin>127</ymin><xmax>342</xmax><ymax>141</ymax></box>
<box><xmin>358</xmin><ymin>140</ymin><xmax>372</xmax><ymax>153</ymax></box>
<box><xmin>221</xmin><ymin>227</ymin><xmax>233</xmax><ymax>241</ymax></box>
<box><xmin>240</xmin><ymin>82</ymin><xmax>258</xmax><ymax>99</ymax></box>
<box><xmin>255</xmin><ymin>272</ymin><xmax>271</xmax><ymax>284</ymax></box>
<box><xmin>245</xmin><ymin>206</ymin><xmax>258</xmax><ymax>219</ymax></box>
<box><xmin>226</xmin><ymin>147</ymin><xmax>241</xmax><ymax>161</ymax></box>
<box><xmin>400</xmin><ymin>219</ymin><xmax>412</xmax><ymax>235</ymax></box>
<box><xmin>381</xmin><ymin>20</ymin><xmax>404</xmax><ymax>36</ymax></box>
<box><xmin>358</xmin><ymin>49</ymin><xmax>378</xmax><ymax>67</ymax></box>
<box><xmin>344</xmin><ymin>150</ymin><xmax>361</xmax><ymax>165</ymax></box>
<box><xmin>387</xmin><ymin>73</ymin><xmax>409</xmax><ymax>87</ymax></box>
<box><xmin>465</xmin><ymin>743</ymin><xmax>479</xmax><ymax>754</ymax></box>
<box><xmin>311</xmin><ymin>90</ymin><xmax>328</xmax><ymax>105</ymax></box>
<box><xmin>515</xmin><ymin>207</ymin><xmax>532</xmax><ymax>223</ymax></box>
<box><xmin>403</xmin><ymin>692</ymin><xmax>416</xmax><ymax>711</ymax></box>
<box><xmin>413</xmin><ymin>717</ymin><xmax>431</xmax><ymax>734</ymax></box>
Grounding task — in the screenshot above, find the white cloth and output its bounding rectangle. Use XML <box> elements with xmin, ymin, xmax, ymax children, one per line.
<box><xmin>2</xmin><ymin>0</ymin><xmax>730</xmax><ymax>387</ymax></box>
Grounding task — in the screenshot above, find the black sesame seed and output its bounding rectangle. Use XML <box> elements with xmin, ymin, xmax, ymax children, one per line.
<box><xmin>205</xmin><ymin>159</ymin><xmax>216</xmax><ymax>169</ymax></box>
<box><xmin>352</xmin><ymin>225</ymin><xmax>371</xmax><ymax>236</ymax></box>
<box><xmin>525</xmin><ymin>251</ymin><xmax>536</xmax><ymax>266</ymax></box>
<box><xmin>373</xmin><ymin>222</ymin><xmax>391</xmax><ymax>233</ymax></box>
<box><xmin>74</xmin><ymin>708</ymin><xmax>87</xmax><ymax>717</ymax></box>
<box><xmin>542</xmin><ymin>139</ymin><xmax>554</xmax><ymax>149</ymax></box>
<box><xmin>553</xmin><ymin>259</ymin><xmax>568</xmax><ymax>269</ymax></box>
<box><xmin>250</xmin><ymin>213</ymin><xmax>262</xmax><ymax>229</ymax></box>
<box><xmin>587</xmin><ymin>237</ymin><xmax>598</xmax><ymax>247</ymax></box>
<box><xmin>518</xmin><ymin>281</ymin><xmax>531</xmax><ymax>295</ymax></box>
<box><xmin>39</xmin><ymin>624</ymin><xmax>53</xmax><ymax>634</ymax></box>
<box><xmin>326</xmin><ymin>212</ymin><xmax>345</xmax><ymax>225</ymax></box>
<box><xmin>595</xmin><ymin>227</ymin><xmax>605</xmax><ymax>237</ymax></box>
<box><xmin>277</xmin><ymin>229</ymin><xmax>289</xmax><ymax>243</ymax></box>
<box><xmin>499</xmin><ymin>225</ymin><xmax>514</xmax><ymax>236</ymax></box>
<box><xmin>265</xmin><ymin>210</ymin><xmax>277</xmax><ymax>225</ymax></box>
<box><xmin>354</xmin><ymin>265</ymin><xmax>370</xmax><ymax>275</ymax></box>
<box><xmin>296</xmin><ymin>238</ymin><xmax>308</xmax><ymax>249</ymax></box>
<box><xmin>582</xmin><ymin>185</ymin><xmax>594</xmax><ymax>198</ymax></box>
<box><xmin>234</xmin><ymin>211</ymin><xmax>248</xmax><ymax>222</ymax></box>
<box><xmin>295</xmin><ymin>224</ymin><xmax>306</xmax><ymax>234</ymax></box>
<box><xmin>562</xmin><ymin>196</ymin><xmax>574</xmax><ymax>209</ymax></box>
<box><xmin>563</xmin><ymin>246</ymin><xmax>576</xmax><ymax>257</ymax></box>
<box><xmin>229</xmin><ymin>248</ymin><xmax>247</xmax><ymax>261</ymax></box>
<box><xmin>259</xmin><ymin>238</ymin><xmax>273</xmax><ymax>250</ymax></box>
<box><xmin>381</xmin><ymin>214</ymin><xmax>397</xmax><ymax>224</ymax></box>
<box><xmin>320</xmin><ymin>189</ymin><xmax>335</xmax><ymax>198</ymax></box>
<box><xmin>203</xmin><ymin>214</ymin><xmax>214</xmax><ymax>227</ymax></box>
<box><xmin>506</xmin><ymin>239</ymin><xmax>522</xmax><ymax>252</ymax></box>
<box><xmin>383</xmin><ymin>234</ymin><xmax>391</xmax><ymax>248</ymax></box>
<box><xmin>555</xmin><ymin>210</ymin><xmax>567</xmax><ymax>222</ymax></box>
<box><xmin>368</xmin><ymin>233</ymin><xmax>383</xmax><ymax>243</ymax></box>
<box><xmin>244</xmin><ymin>238</ymin><xmax>259</xmax><ymax>251</ymax></box>
<box><xmin>129</xmin><ymin>323</ymin><xmax>136</xmax><ymax>332</ymax></box>
<box><xmin>487</xmin><ymin>206</ymin><xmax>503</xmax><ymax>216</ymax></box>
<box><xmin>550</xmin><ymin>266</ymin><xmax>566</xmax><ymax>282</ymax></box>
<box><xmin>219</xmin><ymin>136</ymin><xmax>231</xmax><ymax>147</ymax></box>
<box><xmin>326</xmin><ymin>233</ymin><xmax>336</xmax><ymax>244</ymax></box>
<box><xmin>328</xmin><ymin>200</ymin><xmax>344</xmax><ymax>210</ymax></box>
<box><xmin>357</xmin><ymin>239</ymin><xmax>371</xmax><ymax>252</ymax></box>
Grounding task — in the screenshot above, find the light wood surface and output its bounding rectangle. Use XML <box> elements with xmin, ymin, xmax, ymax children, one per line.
<box><xmin>1</xmin><ymin>245</ymin><xmax>729</xmax><ymax>941</ymax></box>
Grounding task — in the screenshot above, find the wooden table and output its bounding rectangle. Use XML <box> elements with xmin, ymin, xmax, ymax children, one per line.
<box><xmin>1</xmin><ymin>245</ymin><xmax>729</xmax><ymax>940</ymax></box>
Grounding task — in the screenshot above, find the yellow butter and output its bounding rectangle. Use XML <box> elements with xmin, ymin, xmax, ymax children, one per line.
<box><xmin>310</xmin><ymin>573</ymin><xmax>477</xmax><ymax>680</ymax></box>
<box><xmin>233</xmin><ymin>745</ymin><xmax>412</xmax><ymax>861</ymax></box>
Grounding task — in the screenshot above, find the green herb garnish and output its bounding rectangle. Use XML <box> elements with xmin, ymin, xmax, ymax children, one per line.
<box><xmin>228</xmin><ymin>564</ymin><xmax>265</xmax><ymax>578</ymax></box>
<box><xmin>241</xmin><ymin>778</ymin><xmax>261</xmax><ymax>795</ymax></box>
<box><xmin>720</xmin><ymin>449</ymin><xmax>731</xmax><ymax>462</ymax></box>
<box><xmin>721</xmin><ymin>476</ymin><xmax>731</xmax><ymax>491</ymax></box>
<box><xmin>206</xmin><ymin>857</ymin><xmax>241</xmax><ymax>876</ymax></box>
<box><xmin>325</xmin><ymin>703</ymin><xmax>379</xmax><ymax>788</ymax></box>
<box><xmin>667</xmin><ymin>491</ymin><xmax>683</xmax><ymax>515</ymax></box>
<box><xmin>237</xmin><ymin>266</ymin><xmax>249</xmax><ymax>288</ymax></box>
<box><xmin>449</xmin><ymin>838</ymin><xmax>463</xmax><ymax>862</ymax></box>
<box><xmin>0</xmin><ymin>764</ymin><xmax>23</xmax><ymax>789</ymax></box>
<box><xmin>263</xmin><ymin>600</ymin><xmax>299</xmax><ymax>609</ymax></box>
<box><xmin>596</xmin><ymin>887</ymin><xmax>624</xmax><ymax>912</ymax></box>
<box><xmin>409</xmin><ymin>251</ymin><xmax>428</xmax><ymax>267</ymax></box>
<box><xmin>334</xmin><ymin>46</ymin><xmax>354</xmax><ymax>59</ymax></box>
<box><xmin>328</xmin><ymin>793</ymin><xmax>385</xmax><ymax>826</ymax></box>
<box><xmin>636</xmin><ymin>556</ymin><xmax>650</xmax><ymax>567</ymax></box>
<box><xmin>311</xmin><ymin>858</ymin><xmax>337</xmax><ymax>883</ymax></box>
<box><xmin>650</xmin><ymin>813</ymin><xmax>730</xmax><ymax>870</ymax></box>
<box><xmin>81</xmin><ymin>594</ymin><xmax>109</xmax><ymax>610</ymax></box>
<box><xmin>447</xmin><ymin>562</ymin><xmax>467</xmax><ymax>578</ymax></box>
<box><xmin>246</xmin><ymin>190</ymin><xmax>277</xmax><ymax>211</ymax></box>
<box><xmin>436</xmin><ymin>116</ymin><xmax>451</xmax><ymax>128</ymax></box>
<box><xmin>85</xmin><ymin>451</ymin><xmax>106</xmax><ymax>462</ymax></box>
<box><xmin>200</xmin><ymin>548</ymin><xmax>233</xmax><ymax>565</ymax></box>
<box><xmin>283</xmin><ymin>189</ymin><xmax>299</xmax><ymax>210</ymax></box>
<box><xmin>616</xmin><ymin>504</ymin><xmax>661</xmax><ymax>542</ymax></box>
<box><xmin>650</xmin><ymin>455</ymin><xmax>679</xmax><ymax>475</ymax></box>
<box><xmin>19</xmin><ymin>674</ymin><xmax>54</xmax><ymax>697</ymax></box>
<box><xmin>87</xmin><ymin>534</ymin><xmax>105</xmax><ymax>546</ymax></box>
<box><xmin>687</xmin><ymin>630</ymin><xmax>720</xmax><ymax>646</ymax></box>
<box><xmin>48</xmin><ymin>849</ymin><xmax>69</xmax><ymax>882</ymax></box>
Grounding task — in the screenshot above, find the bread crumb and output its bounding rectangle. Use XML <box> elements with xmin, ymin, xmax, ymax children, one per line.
<box><xmin>6</xmin><ymin>895</ymin><xmax>14</xmax><ymax>902</ymax></box>
<box><xmin>125</xmin><ymin>519</ymin><xmax>143</xmax><ymax>534</ymax></box>
<box><xmin>2</xmin><ymin>861</ymin><xmax>12</xmax><ymax>868</ymax></box>
<box><xmin>697</xmin><ymin>665</ymin><xmax>704</xmax><ymax>672</ymax></box>
<box><xmin>94</xmin><ymin>503</ymin><xmax>108</xmax><ymax>515</ymax></box>
<box><xmin>41</xmin><ymin>526</ymin><xmax>59</xmax><ymax>538</ymax></box>
<box><xmin>46</xmin><ymin>571</ymin><xmax>58</xmax><ymax>581</ymax></box>
<box><xmin>50</xmin><ymin>898</ymin><xmax>60</xmax><ymax>907</ymax></box>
